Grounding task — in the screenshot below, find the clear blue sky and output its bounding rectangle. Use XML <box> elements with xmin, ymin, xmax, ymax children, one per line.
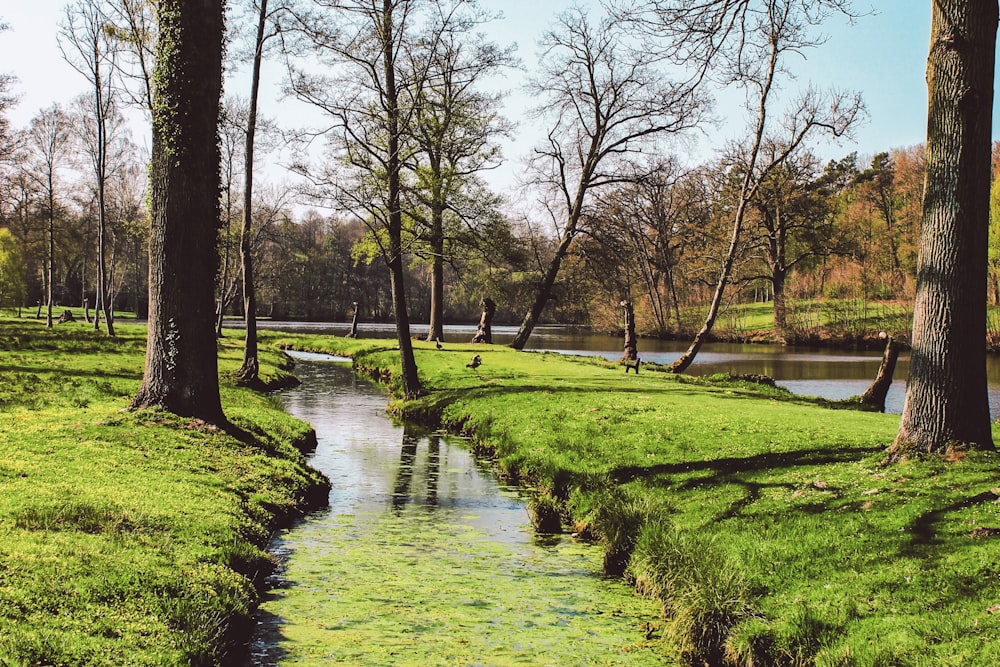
<box><xmin>0</xmin><ymin>1</ymin><xmax>994</xmax><ymax>191</ymax></box>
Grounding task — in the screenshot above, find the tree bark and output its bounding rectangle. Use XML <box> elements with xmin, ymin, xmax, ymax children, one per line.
<box><xmin>132</xmin><ymin>0</ymin><xmax>225</xmax><ymax>421</ymax></box>
<box><xmin>889</xmin><ymin>0</ymin><xmax>996</xmax><ymax>458</ymax></box>
<box><xmin>382</xmin><ymin>0</ymin><xmax>421</xmax><ymax>399</ymax></box>
<box><xmin>471</xmin><ymin>296</ymin><xmax>495</xmax><ymax>344</ymax></box>
<box><xmin>860</xmin><ymin>335</ymin><xmax>901</xmax><ymax>412</ymax></box>
<box><xmin>237</xmin><ymin>0</ymin><xmax>268</xmax><ymax>386</ymax></box>
<box><xmin>426</xmin><ymin>199</ymin><xmax>445</xmax><ymax>343</ymax></box>
<box><xmin>620</xmin><ymin>299</ymin><xmax>637</xmax><ymax>361</ymax></box>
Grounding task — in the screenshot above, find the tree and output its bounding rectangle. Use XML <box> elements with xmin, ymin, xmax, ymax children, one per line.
<box><xmin>60</xmin><ymin>0</ymin><xmax>121</xmax><ymax>335</ymax></box>
<box><xmin>0</xmin><ymin>19</ymin><xmax>17</xmax><ymax>167</ymax></box>
<box><xmin>746</xmin><ymin>149</ymin><xmax>850</xmax><ymax>337</ymax></box>
<box><xmin>131</xmin><ymin>0</ymin><xmax>225</xmax><ymax>420</ymax></box>
<box><xmin>286</xmin><ymin>0</ymin><xmax>471</xmax><ymax>399</ymax></box>
<box><xmin>508</xmin><ymin>6</ymin><xmax>703</xmax><ymax>350</ymax></box>
<box><xmin>625</xmin><ymin>0</ymin><xmax>865</xmax><ymax>372</ymax></box>
<box><xmin>103</xmin><ymin>0</ymin><xmax>156</xmax><ymax>115</ymax></box>
<box><xmin>235</xmin><ymin>0</ymin><xmax>290</xmax><ymax>385</ymax></box>
<box><xmin>408</xmin><ymin>6</ymin><xmax>513</xmax><ymax>342</ymax></box>
<box><xmin>888</xmin><ymin>0</ymin><xmax>997</xmax><ymax>459</ymax></box>
<box><xmin>584</xmin><ymin>160</ymin><xmax>705</xmax><ymax>335</ymax></box>
<box><xmin>25</xmin><ymin>105</ymin><xmax>74</xmax><ymax>329</ymax></box>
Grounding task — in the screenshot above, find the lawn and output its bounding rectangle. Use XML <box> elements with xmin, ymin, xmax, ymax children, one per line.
<box><xmin>0</xmin><ymin>316</ymin><xmax>328</xmax><ymax>666</ymax></box>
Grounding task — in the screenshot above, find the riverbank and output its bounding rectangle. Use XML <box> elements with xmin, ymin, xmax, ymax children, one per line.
<box><xmin>0</xmin><ymin>317</ymin><xmax>329</xmax><ymax>665</ymax></box>
<box><xmin>278</xmin><ymin>333</ymin><xmax>1000</xmax><ymax>667</ymax></box>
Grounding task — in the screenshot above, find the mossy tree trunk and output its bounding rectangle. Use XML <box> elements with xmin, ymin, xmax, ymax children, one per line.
<box><xmin>132</xmin><ymin>0</ymin><xmax>224</xmax><ymax>421</ymax></box>
<box><xmin>889</xmin><ymin>0</ymin><xmax>997</xmax><ymax>459</ymax></box>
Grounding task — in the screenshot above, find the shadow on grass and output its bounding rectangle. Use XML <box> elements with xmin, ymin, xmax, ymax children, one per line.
<box><xmin>611</xmin><ymin>445</ymin><xmax>883</xmax><ymax>521</ymax></box>
<box><xmin>903</xmin><ymin>490</ymin><xmax>999</xmax><ymax>558</ymax></box>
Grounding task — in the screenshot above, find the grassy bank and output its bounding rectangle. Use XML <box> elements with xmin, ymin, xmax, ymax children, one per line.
<box><xmin>280</xmin><ymin>333</ymin><xmax>1000</xmax><ymax>667</ymax></box>
<box><xmin>0</xmin><ymin>316</ymin><xmax>328</xmax><ymax>666</ymax></box>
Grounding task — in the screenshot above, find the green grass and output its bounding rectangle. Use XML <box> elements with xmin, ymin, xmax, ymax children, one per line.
<box><xmin>0</xmin><ymin>316</ymin><xmax>328</xmax><ymax>666</ymax></box>
<box><xmin>285</xmin><ymin>334</ymin><xmax>1000</xmax><ymax>666</ymax></box>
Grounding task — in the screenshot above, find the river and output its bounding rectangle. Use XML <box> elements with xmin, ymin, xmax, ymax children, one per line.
<box><xmin>231</xmin><ymin>320</ymin><xmax>1000</xmax><ymax>416</ymax></box>
<box><xmin>247</xmin><ymin>352</ymin><xmax>667</xmax><ymax>666</ymax></box>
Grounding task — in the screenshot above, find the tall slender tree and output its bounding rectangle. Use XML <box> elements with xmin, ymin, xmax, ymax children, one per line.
<box><xmin>25</xmin><ymin>105</ymin><xmax>73</xmax><ymax>329</ymax></box>
<box><xmin>888</xmin><ymin>0</ymin><xmax>997</xmax><ymax>459</ymax></box>
<box><xmin>131</xmin><ymin>0</ymin><xmax>225</xmax><ymax>420</ymax></box>
<box><xmin>286</xmin><ymin>0</ymin><xmax>472</xmax><ymax>399</ymax></box>
<box><xmin>60</xmin><ymin>0</ymin><xmax>124</xmax><ymax>335</ymax></box>
<box><xmin>236</xmin><ymin>0</ymin><xmax>289</xmax><ymax>385</ymax></box>
<box><xmin>409</xmin><ymin>5</ymin><xmax>513</xmax><ymax>343</ymax></box>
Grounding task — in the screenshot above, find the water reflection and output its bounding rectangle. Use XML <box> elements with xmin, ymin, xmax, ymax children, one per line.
<box><xmin>258</xmin><ymin>322</ymin><xmax>1000</xmax><ymax>415</ymax></box>
<box><xmin>248</xmin><ymin>351</ymin><xmax>662</xmax><ymax>665</ymax></box>
<box><xmin>391</xmin><ymin>429</ymin><xmax>443</xmax><ymax>512</ymax></box>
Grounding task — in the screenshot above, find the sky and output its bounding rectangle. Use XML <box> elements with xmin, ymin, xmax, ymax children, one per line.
<box><xmin>0</xmin><ymin>1</ymin><xmax>993</xmax><ymax>196</ymax></box>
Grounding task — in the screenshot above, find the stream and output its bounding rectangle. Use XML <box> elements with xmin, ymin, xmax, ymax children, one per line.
<box><xmin>247</xmin><ymin>352</ymin><xmax>666</xmax><ymax>666</ymax></box>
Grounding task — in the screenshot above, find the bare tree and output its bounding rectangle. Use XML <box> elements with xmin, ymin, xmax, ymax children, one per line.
<box><xmin>233</xmin><ymin>0</ymin><xmax>291</xmax><ymax>384</ymax></box>
<box><xmin>132</xmin><ymin>0</ymin><xmax>225</xmax><ymax>420</ymax></box>
<box><xmin>888</xmin><ymin>0</ymin><xmax>997</xmax><ymax>459</ymax></box>
<box><xmin>25</xmin><ymin>105</ymin><xmax>74</xmax><ymax>328</ymax></box>
<box><xmin>508</xmin><ymin>6</ymin><xmax>704</xmax><ymax>350</ymax></box>
<box><xmin>60</xmin><ymin>0</ymin><xmax>121</xmax><ymax>335</ymax></box>
<box><xmin>0</xmin><ymin>19</ymin><xmax>17</xmax><ymax>168</ymax></box>
<box><xmin>617</xmin><ymin>0</ymin><xmax>864</xmax><ymax>372</ymax></box>
<box><xmin>103</xmin><ymin>0</ymin><xmax>156</xmax><ymax>115</ymax></box>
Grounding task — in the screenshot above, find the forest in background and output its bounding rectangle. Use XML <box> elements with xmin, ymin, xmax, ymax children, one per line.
<box><xmin>0</xmin><ymin>1</ymin><xmax>996</xmax><ymax>345</ymax></box>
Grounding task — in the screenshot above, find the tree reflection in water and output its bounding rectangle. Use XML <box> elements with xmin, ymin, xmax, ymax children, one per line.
<box><xmin>391</xmin><ymin>427</ymin><xmax>442</xmax><ymax>513</ymax></box>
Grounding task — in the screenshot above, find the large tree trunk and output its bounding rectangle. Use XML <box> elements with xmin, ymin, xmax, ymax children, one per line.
<box><xmin>132</xmin><ymin>0</ymin><xmax>225</xmax><ymax>422</ymax></box>
<box><xmin>889</xmin><ymin>0</ymin><xmax>996</xmax><ymax>459</ymax></box>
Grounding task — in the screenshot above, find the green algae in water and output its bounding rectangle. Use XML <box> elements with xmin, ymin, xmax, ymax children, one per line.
<box><xmin>260</xmin><ymin>505</ymin><xmax>667</xmax><ymax>666</ymax></box>
<box><xmin>254</xmin><ymin>357</ymin><xmax>670</xmax><ymax>666</ymax></box>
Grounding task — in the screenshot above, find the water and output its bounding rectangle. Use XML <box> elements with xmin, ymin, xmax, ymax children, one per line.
<box><xmin>233</xmin><ymin>321</ymin><xmax>1000</xmax><ymax>416</ymax></box>
<box><xmin>247</xmin><ymin>353</ymin><xmax>666</xmax><ymax>666</ymax></box>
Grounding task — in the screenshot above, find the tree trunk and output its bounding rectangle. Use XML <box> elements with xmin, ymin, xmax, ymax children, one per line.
<box><xmin>510</xmin><ymin>229</ymin><xmax>575</xmax><ymax>350</ymax></box>
<box><xmin>237</xmin><ymin>0</ymin><xmax>268</xmax><ymax>386</ymax></box>
<box><xmin>860</xmin><ymin>335</ymin><xmax>901</xmax><ymax>412</ymax></box>
<box><xmin>772</xmin><ymin>267</ymin><xmax>788</xmax><ymax>341</ymax></box>
<box><xmin>471</xmin><ymin>296</ymin><xmax>495</xmax><ymax>344</ymax></box>
<box><xmin>889</xmin><ymin>0</ymin><xmax>996</xmax><ymax>459</ymax></box>
<box><xmin>382</xmin><ymin>0</ymin><xmax>421</xmax><ymax>399</ymax></box>
<box><xmin>46</xmin><ymin>189</ymin><xmax>54</xmax><ymax>329</ymax></box>
<box><xmin>426</xmin><ymin>204</ymin><xmax>445</xmax><ymax>343</ymax></box>
<box><xmin>620</xmin><ymin>299</ymin><xmax>637</xmax><ymax>361</ymax></box>
<box><xmin>346</xmin><ymin>301</ymin><xmax>359</xmax><ymax>338</ymax></box>
<box><xmin>132</xmin><ymin>0</ymin><xmax>225</xmax><ymax>422</ymax></box>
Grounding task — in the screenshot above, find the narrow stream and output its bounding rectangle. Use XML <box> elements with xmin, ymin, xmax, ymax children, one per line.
<box><xmin>247</xmin><ymin>352</ymin><xmax>666</xmax><ymax>666</ymax></box>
